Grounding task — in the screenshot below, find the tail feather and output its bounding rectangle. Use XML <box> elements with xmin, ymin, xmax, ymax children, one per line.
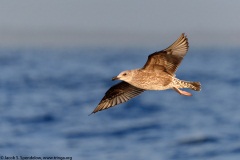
<box><xmin>187</xmin><ymin>81</ymin><xmax>201</xmax><ymax>91</ymax></box>
<box><xmin>177</xmin><ymin>79</ymin><xmax>201</xmax><ymax>91</ymax></box>
<box><xmin>173</xmin><ymin>78</ymin><xmax>201</xmax><ymax>92</ymax></box>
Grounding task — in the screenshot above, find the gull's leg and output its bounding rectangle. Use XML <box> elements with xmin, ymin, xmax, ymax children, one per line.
<box><xmin>173</xmin><ymin>87</ymin><xmax>192</xmax><ymax>96</ymax></box>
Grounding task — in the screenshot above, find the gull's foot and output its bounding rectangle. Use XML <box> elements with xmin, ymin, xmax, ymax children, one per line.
<box><xmin>173</xmin><ymin>87</ymin><xmax>192</xmax><ymax>96</ymax></box>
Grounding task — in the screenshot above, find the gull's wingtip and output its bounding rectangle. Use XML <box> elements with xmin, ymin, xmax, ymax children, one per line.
<box><xmin>88</xmin><ymin>111</ymin><xmax>96</xmax><ymax>116</ymax></box>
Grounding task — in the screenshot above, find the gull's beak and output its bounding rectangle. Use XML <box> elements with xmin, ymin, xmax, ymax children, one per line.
<box><xmin>112</xmin><ymin>76</ymin><xmax>119</xmax><ymax>81</ymax></box>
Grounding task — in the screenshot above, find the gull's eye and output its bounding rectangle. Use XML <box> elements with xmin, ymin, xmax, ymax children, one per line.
<box><xmin>123</xmin><ymin>73</ymin><xmax>127</xmax><ymax>76</ymax></box>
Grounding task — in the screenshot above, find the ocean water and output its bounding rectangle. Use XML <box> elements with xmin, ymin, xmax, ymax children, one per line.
<box><xmin>0</xmin><ymin>47</ymin><xmax>239</xmax><ymax>160</ymax></box>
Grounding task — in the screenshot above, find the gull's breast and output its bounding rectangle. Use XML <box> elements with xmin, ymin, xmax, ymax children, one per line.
<box><xmin>130</xmin><ymin>70</ymin><xmax>173</xmax><ymax>90</ymax></box>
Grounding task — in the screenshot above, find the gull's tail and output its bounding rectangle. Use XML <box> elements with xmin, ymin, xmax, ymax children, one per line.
<box><xmin>181</xmin><ymin>80</ymin><xmax>201</xmax><ymax>91</ymax></box>
<box><xmin>173</xmin><ymin>79</ymin><xmax>201</xmax><ymax>96</ymax></box>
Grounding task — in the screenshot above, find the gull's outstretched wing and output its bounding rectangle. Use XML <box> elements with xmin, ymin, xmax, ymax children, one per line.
<box><xmin>91</xmin><ymin>82</ymin><xmax>144</xmax><ymax>114</ymax></box>
<box><xmin>142</xmin><ymin>33</ymin><xmax>189</xmax><ymax>75</ymax></box>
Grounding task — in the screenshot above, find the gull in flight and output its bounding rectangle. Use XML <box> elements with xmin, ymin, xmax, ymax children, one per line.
<box><xmin>91</xmin><ymin>33</ymin><xmax>201</xmax><ymax>114</ymax></box>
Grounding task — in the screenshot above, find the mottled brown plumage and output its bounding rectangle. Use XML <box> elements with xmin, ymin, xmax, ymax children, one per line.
<box><xmin>91</xmin><ymin>33</ymin><xmax>201</xmax><ymax>114</ymax></box>
<box><xmin>91</xmin><ymin>82</ymin><xmax>144</xmax><ymax>114</ymax></box>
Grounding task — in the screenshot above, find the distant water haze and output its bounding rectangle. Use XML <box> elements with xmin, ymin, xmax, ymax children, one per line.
<box><xmin>0</xmin><ymin>1</ymin><xmax>239</xmax><ymax>48</ymax></box>
<box><xmin>0</xmin><ymin>29</ymin><xmax>239</xmax><ymax>48</ymax></box>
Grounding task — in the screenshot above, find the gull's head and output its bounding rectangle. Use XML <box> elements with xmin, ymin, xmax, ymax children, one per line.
<box><xmin>112</xmin><ymin>70</ymin><xmax>133</xmax><ymax>82</ymax></box>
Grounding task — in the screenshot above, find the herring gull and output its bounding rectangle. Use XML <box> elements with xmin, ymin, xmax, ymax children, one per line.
<box><xmin>91</xmin><ymin>33</ymin><xmax>201</xmax><ymax>114</ymax></box>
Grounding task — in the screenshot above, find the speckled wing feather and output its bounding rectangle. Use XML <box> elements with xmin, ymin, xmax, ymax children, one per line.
<box><xmin>91</xmin><ymin>82</ymin><xmax>144</xmax><ymax>114</ymax></box>
<box><xmin>142</xmin><ymin>33</ymin><xmax>189</xmax><ymax>75</ymax></box>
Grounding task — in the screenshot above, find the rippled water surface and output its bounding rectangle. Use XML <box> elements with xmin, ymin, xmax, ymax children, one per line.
<box><xmin>0</xmin><ymin>48</ymin><xmax>239</xmax><ymax>160</ymax></box>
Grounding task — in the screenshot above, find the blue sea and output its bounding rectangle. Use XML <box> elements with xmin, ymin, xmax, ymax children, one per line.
<box><xmin>0</xmin><ymin>47</ymin><xmax>239</xmax><ymax>160</ymax></box>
